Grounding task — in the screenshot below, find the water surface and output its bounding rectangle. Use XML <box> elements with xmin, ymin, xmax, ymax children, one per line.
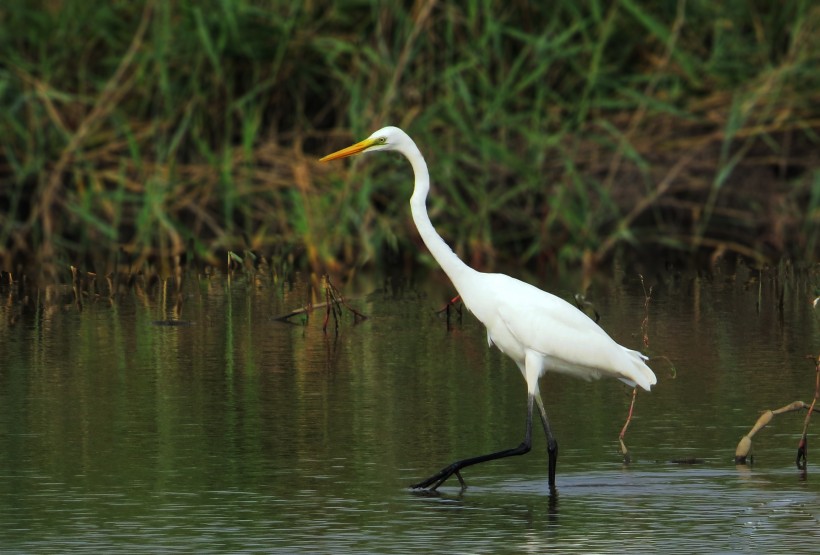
<box><xmin>1</xmin><ymin>265</ymin><xmax>818</xmax><ymax>552</ymax></box>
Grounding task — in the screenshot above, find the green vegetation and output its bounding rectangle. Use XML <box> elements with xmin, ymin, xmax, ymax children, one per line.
<box><xmin>1</xmin><ymin>0</ymin><xmax>819</xmax><ymax>284</ymax></box>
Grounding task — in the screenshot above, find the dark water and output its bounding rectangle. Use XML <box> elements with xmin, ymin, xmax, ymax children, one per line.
<box><xmin>1</xmin><ymin>264</ymin><xmax>819</xmax><ymax>553</ymax></box>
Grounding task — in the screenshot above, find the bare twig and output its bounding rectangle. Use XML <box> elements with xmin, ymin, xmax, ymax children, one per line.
<box><xmin>797</xmin><ymin>354</ymin><xmax>820</xmax><ymax>469</ymax></box>
<box><xmin>734</xmin><ymin>400</ymin><xmax>818</xmax><ymax>464</ymax></box>
<box><xmin>619</xmin><ymin>387</ymin><xmax>638</xmax><ymax>464</ymax></box>
<box><xmin>274</xmin><ymin>276</ymin><xmax>367</xmax><ymax>330</ymax></box>
<box><xmin>435</xmin><ymin>294</ymin><xmax>462</xmax><ymax>329</ymax></box>
<box><xmin>620</xmin><ymin>275</ymin><xmax>653</xmax><ymax>463</ymax></box>
<box><xmin>638</xmin><ymin>274</ymin><xmax>653</xmax><ymax>349</ymax></box>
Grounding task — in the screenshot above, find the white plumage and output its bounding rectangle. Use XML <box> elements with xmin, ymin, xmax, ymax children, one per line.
<box><xmin>321</xmin><ymin>125</ymin><xmax>656</xmax><ymax>491</ymax></box>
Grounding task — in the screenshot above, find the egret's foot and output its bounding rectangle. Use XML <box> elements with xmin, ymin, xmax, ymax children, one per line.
<box><xmin>410</xmin><ymin>463</ymin><xmax>465</xmax><ymax>491</ymax></box>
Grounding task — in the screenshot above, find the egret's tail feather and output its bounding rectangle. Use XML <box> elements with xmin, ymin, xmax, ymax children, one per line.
<box><xmin>619</xmin><ymin>347</ymin><xmax>657</xmax><ymax>391</ymax></box>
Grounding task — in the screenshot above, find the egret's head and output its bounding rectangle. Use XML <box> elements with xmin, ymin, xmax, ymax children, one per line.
<box><xmin>320</xmin><ymin>126</ymin><xmax>406</xmax><ymax>162</ymax></box>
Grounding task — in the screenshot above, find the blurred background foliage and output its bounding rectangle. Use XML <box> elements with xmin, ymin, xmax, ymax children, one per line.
<box><xmin>1</xmin><ymin>0</ymin><xmax>819</xmax><ymax>284</ymax></box>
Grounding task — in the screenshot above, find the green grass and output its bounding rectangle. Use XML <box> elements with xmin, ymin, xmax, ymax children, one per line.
<box><xmin>1</xmin><ymin>0</ymin><xmax>819</xmax><ymax>284</ymax></box>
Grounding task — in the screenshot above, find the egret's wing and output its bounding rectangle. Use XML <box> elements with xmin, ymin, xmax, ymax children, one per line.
<box><xmin>489</xmin><ymin>277</ymin><xmax>656</xmax><ymax>390</ymax></box>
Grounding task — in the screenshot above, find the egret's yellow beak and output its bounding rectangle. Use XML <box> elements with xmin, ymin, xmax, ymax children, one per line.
<box><xmin>320</xmin><ymin>137</ymin><xmax>378</xmax><ymax>162</ymax></box>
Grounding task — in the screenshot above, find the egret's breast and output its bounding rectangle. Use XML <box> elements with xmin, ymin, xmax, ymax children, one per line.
<box><xmin>485</xmin><ymin>318</ymin><xmax>526</xmax><ymax>367</ymax></box>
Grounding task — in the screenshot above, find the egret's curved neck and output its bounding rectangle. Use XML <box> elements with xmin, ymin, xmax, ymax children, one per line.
<box><xmin>402</xmin><ymin>141</ymin><xmax>475</xmax><ymax>293</ymax></box>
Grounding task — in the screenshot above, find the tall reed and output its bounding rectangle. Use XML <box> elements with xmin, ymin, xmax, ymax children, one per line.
<box><xmin>1</xmin><ymin>0</ymin><xmax>818</xmax><ymax>283</ymax></box>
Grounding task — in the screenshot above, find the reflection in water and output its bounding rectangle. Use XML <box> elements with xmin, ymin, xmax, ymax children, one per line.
<box><xmin>0</xmin><ymin>265</ymin><xmax>818</xmax><ymax>552</ymax></box>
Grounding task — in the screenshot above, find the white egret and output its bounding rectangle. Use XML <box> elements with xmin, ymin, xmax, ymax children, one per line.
<box><xmin>320</xmin><ymin>126</ymin><xmax>657</xmax><ymax>491</ymax></box>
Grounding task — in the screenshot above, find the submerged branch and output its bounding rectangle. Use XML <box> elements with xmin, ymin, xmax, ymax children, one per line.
<box><xmin>272</xmin><ymin>276</ymin><xmax>368</xmax><ymax>331</ymax></box>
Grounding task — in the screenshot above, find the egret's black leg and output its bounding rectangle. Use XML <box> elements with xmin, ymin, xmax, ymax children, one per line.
<box><xmin>411</xmin><ymin>395</ymin><xmax>535</xmax><ymax>491</ymax></box>
<box><xmin>535</xmin><ymin>394</ymin><xmax>558</xmax><ymax>491</ymax></box>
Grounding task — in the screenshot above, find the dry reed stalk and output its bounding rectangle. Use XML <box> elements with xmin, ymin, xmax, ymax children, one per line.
<box><xmin>33</xmin><ymin>0</ymin><xmax>155</xmax><ymax>282</ymax></box>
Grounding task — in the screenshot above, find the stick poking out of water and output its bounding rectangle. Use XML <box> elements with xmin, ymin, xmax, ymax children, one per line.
<box><xmin>620</xmin><ymin>274</ymin><xmax>653</xmax><ymax>464</ymax></box>
<box><xmin>272</xmin><ymin>275</ymin><xmax>367</xmax><ymax>332</ymax></box>
<box><xmin>796</xmin><ymin>354</ymin><xmax>820</xmax><ymax>469</ymax></box>
<box><xmin>435</xmin><ymin>295</ymin><xmax>462</xmax><ymax>330</ymax></box>
<box><xmin>734</xmin><ymin>356</ymin><xmax>820</xmax><ymax>466</ymax></box>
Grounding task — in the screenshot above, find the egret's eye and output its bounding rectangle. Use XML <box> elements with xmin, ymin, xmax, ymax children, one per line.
<box><xmin>377</xmin><ymin>137</ymin><xmax>387</xmax><ymax>144</ymax></box>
